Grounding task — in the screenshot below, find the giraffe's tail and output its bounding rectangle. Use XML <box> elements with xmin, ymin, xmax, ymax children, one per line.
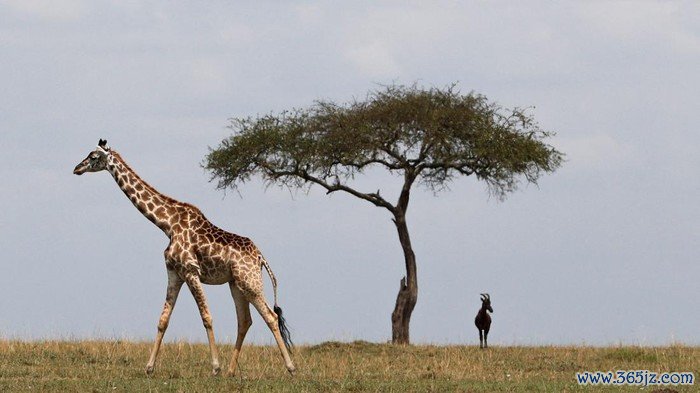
<box><xmin>260</xmin><ymin>255</ymin><xmax>279</xmax><ymax>306</ymax></box>
<box><xmin>274</xmin><ymin>304</ymin><xmax>293</xmax><ymax>353</ymax></box>
<box><xmin>261</xmin><ymin>255</ymin><xmax>293</xmax><ymax>352</ymax></box>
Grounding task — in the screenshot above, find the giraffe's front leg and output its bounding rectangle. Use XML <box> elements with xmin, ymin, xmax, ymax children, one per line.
<box><xmin>146</xmin><ymin>269</ymin><xmax>183</xmax><ymax>375</ymax></box>
<box><xmin>185</xmin><ymin>272</ymin><xmax>221</xmax><ymax>376</ymax></box>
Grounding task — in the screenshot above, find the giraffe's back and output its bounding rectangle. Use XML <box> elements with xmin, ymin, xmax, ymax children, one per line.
<box><xmin>192</xmin><ymin>220</ymin><xmax>263</xmax><ymax>286</ymax></box>
<box><xmin>165</xmin><ymin>204</ymin><xmax>263</xmax><ymax>286</ymax></box>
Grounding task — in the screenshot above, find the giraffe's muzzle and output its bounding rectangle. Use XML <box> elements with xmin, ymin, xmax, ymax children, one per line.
<box><xmin>73</xmin><ymin>163</ymin><xmax>87</xmax><ymax>175</ymax></box>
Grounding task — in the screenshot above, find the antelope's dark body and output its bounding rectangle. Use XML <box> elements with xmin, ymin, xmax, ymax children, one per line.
<box><xmin>474</xmin><ymin>293</ymin><xmax>493</xmax><ymax>349</ymax></box>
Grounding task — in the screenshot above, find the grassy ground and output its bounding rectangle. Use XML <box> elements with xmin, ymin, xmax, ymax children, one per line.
<box><xmin>0</xmin><ymin>340</ymin><xmax>697</xmax><ymax>392</ymax></box>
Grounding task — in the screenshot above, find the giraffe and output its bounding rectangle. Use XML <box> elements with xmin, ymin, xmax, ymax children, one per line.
<box><xmin>73</xmin><ymin>139</ymin><xmax>296</xmax><ymax>376</ymax></box>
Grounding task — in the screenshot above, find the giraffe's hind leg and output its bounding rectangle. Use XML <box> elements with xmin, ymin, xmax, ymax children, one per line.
<box><xmin>247</xmin><ymin>294</ymin><xmax>296</xmax><ymax>374</ymax></box>
<box><xmin>233</xmin><ymin>273</ymin><xmax>295</xmax><ymax>374</ymax></box>
<box><xmin>226</xmin><ymin>283</ymin><xmax>252</xmax><ymax>376</ymax></box>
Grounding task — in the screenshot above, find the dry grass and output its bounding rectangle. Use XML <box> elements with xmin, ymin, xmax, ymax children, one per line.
<box><xmin>0</xmin><ymin>340</ymin><xmax>697</xmax><ymax>392</ymax></box>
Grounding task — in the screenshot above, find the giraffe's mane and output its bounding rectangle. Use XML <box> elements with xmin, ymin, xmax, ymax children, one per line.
<box><xmin>110</xmin><ymin>150</ymin><xmax>187</xmax><ymax>207</ymax></box>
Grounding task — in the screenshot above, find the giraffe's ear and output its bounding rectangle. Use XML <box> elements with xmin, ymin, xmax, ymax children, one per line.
<box><xmin>98</xmin><ymin>139</ymin><xmax>110</xmax><ymax>150</ymax></box>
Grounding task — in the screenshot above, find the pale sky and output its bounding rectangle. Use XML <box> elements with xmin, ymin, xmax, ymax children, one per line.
<box><xmin>1</xmin><ymin>1</ymin><xmax>698</xmax><ymax>346</ymax></box>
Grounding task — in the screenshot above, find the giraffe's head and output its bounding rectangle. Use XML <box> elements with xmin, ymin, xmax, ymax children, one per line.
<box><xmin>73</xmin><ymin>139</ymin><xmax>111</xmax><ymax>175</ymax></box>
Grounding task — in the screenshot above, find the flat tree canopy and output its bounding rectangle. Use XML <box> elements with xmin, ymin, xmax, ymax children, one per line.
<box><xmin>205</xmin><ymin>84</ymin><xmax>563</xmax><ymax>344</ymax></box>
<box><xmin>206</xmin><ymin>84</ymin><xmax>561</xmax><ymax>199</ymax></box>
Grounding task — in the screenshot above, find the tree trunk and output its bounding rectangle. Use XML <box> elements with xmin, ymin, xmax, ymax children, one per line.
<box><xmin>391</xmin><ymin>213</ymin><xmax>418</xmax><ymax>344</ymax></box>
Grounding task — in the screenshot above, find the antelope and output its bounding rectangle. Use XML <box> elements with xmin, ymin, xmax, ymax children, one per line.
<box><xmin>474</xmin><ymin>293</ymin><xmax>493</xmax><ymax>349</ymax></box>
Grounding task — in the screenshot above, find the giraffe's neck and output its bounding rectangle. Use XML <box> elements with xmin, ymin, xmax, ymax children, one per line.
<box><xmin>107</xmin><ymin>151</ymin><xmax>180</xmax><ymax>237</ymax></box>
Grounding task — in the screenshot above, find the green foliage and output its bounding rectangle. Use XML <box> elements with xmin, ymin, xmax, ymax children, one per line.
<box><xmin>205</xmin><ymin>83</ymin><xmax>563</xmax><ymax>203</ymax></box>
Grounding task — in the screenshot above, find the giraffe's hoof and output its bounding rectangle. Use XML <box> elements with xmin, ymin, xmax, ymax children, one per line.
<box><xmin>287</xmin><ymin>365</ymin><xmax>296</xmax><ymax>376</ymax></box>
<box><xmin>212</xmin><ymin>365</ymin><xmax>221</xmax><ymax>376</ymax></box>
<box><xmin>145</xmin><ymin>365</ymin><xmax>155</xmax><ymax>376</ymax></box>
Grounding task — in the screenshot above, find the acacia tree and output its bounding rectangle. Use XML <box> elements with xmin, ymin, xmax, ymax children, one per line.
<box><xmin>204</xmin><ymin>84</ymin><xmax>563</xmax><ymax>344</ymax></box>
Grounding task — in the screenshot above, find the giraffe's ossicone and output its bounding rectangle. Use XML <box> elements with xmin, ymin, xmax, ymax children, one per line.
<box><xmin>73</xmin><ymin>139</ymin><xmax>295</xmax><ymax>376</ymax></box>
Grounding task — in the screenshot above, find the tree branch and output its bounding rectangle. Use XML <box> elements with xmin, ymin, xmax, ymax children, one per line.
<box><xmin>416</xmin><ymin>161</ymin><xmax>476</xmax><ymax>176</ymax></box>
<box><xmin>331</xmin><ymin>157</ymin><xmax>402</xmax><ymax>171</ymax></box>
<box><xmin>303</xmin><ymin>171</ymin><xmax>396</xmax><ymax>212</ymax></box>
<box><xmin>258</xmin><ymin>162</ymin><xmax>396</xmax><ymax>212</ymax></box>
<box><xmin>380</xmin><ymin>146</ymin><xmax>409</xmax><ymax>168</ymax></box>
